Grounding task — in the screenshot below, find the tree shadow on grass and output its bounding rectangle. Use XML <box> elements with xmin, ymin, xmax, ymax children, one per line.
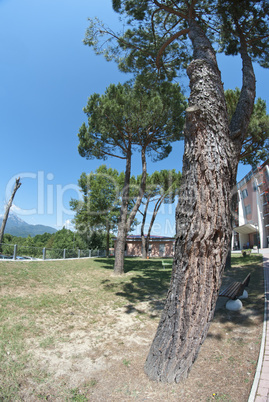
<box><xmin>95</xmin><ymin>257</ymin><xmax>165</xmax><ymax>273</ymax></box>
<box><xmin>95</xmin><ymin>256</ymin><xmax>265</xmax><ymax>327</ymax></box>
<box><xmin>95</xmin><ymin>258</ymin><xmax>172</xmax><ymax>318</ymax></box>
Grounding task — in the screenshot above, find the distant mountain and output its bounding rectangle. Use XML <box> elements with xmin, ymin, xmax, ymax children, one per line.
<box><xmin>0</xmin><ymin>214</ymin><xmax>57</xmax><ymax>237</ymax></box>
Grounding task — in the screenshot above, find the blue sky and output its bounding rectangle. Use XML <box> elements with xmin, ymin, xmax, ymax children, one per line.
<box><xmin>0</xmin><ymin>0</ymin><xmax>268</xmax><ymax>236</ymax></box>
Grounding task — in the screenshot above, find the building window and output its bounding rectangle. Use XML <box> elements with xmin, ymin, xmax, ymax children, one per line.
<box><xmin>242</xmin><ymin>189</ymin><xmax>248</xmax><ymax>199</ymax></box>
<box><xmin>245</xmin><ymin>204</ymin><xmax>251</xmax><ymax>215</ymax></box>
<box><xmin>159</xmin><ymin>244</ymin><xmax>165</xmax><ymax>256</ymax></box>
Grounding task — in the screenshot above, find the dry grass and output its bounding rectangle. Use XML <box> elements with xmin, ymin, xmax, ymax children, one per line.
<box><xmin>0</xmin><ymin>255</ymin><xmax>264</xmax><ymax>401</ymax></box>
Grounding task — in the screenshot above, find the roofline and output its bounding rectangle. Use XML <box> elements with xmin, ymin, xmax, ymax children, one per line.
<box><xmin>112</xmin><ymin>236</ymin><xmax>175</xmax><ymax>241</ymax></box>
<box><xmin>237</xmin><ymin>159</ymin><xmax>269</xmax><ymax>189</ymax></box>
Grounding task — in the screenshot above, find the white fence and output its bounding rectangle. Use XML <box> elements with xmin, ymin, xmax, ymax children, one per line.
<box><xmin>0</xmin><ymin>243</ymin><xmax>107</xmax><ymax>261</ymax></box>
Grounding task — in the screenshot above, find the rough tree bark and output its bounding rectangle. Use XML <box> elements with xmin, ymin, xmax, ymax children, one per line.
<box><xmin>144</xmin><ymin>19</ymin><xmax>255</xmax><ymax>383</ymax></box>
<box><xmin>0</xmin><ymin>178</ymin><xmax>22</xmax><ymax>247</ymax></box>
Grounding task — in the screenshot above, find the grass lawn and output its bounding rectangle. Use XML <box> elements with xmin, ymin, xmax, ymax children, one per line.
<box><xmin>0</xmin><ymin>255</ymin><xmax>264</xmax><ymax>401</ymax></box>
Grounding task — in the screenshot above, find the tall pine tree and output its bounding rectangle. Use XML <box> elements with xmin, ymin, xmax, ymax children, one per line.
<box><xmin>85</xmin><ymin>0</ymin><xmax>269</xmax><ymax>382</ymax></box>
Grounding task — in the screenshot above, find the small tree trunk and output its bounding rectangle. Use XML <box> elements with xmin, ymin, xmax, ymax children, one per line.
<box><xmin>0</xmin><ymin>178</ymin><xmax>21</xmax><ymax>248</ymax></box>
<box><xmin>114</xmin><ymin>147</ymin><xmax>147</xmax><ymax>274</ymax></box>
<box><xmin>126</xmin><ymin>147</ymin><xmax>147</xmax><ymax>232</ymax></box>
<box><xmin>225</xmin><ymin>246</ymin><xmax>232</xmax><ymax>270</ymax></box>
<box><xmin>114</xmin><ymin>149</ymin><xmax>132</xmax><ymax>275</ymax></box>
<box><xmin>225</xmin><ymin>185</ymin><xmax>238</xmax><ymax>269</ymax></box>
<box><xmin>141</xmin><ymin>234</ymin><xmax>147</xmax><ymax>259</ymax></box>
<box><xmin>141</xmin><ymin>198</ymin><xmax>150</xmax><ymax>259</ymax></box>
<box><xmin>145</xmin><ymin>195</ymin><xmax>164</xmax><ymax>256</ymax></box>
<box><xmin>106</xmin><ymin>221</ymin><xmax>110</xmax><ymax>257</ymax></box>
<box><xmin>144</xmin><ymin>19</ymin><xmax>255</xmax><ymax>383</ymax></box>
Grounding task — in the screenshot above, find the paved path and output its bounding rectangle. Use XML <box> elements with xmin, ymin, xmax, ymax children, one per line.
<box><xmin>249</xmin><ymin>252</ymin><xmax>269</xmax><ymax>401</ymax></box>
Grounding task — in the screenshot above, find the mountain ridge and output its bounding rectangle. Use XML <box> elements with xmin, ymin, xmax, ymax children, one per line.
<box><xmin>0</xmin><ymin>214</ymin><xmax>57</xmax><ymax>237</ymax></box>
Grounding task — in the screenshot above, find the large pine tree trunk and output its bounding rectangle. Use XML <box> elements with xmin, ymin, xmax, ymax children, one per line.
<box><xmin>144</xmin><ymin>20</ymin><xmax>253</xmax><ymax>383</ymax></box>
<box><xmin>0</xmin><ymin>178</ymin><xmax>21</xmax><ymax>248</ymax></box>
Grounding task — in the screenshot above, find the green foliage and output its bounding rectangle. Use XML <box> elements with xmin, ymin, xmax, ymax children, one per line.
<box><xmin>84</xmin><ymin>13</ymin><xmax>190</xmax><ymax>80</ymax></box>
<box><xmin>2</xmin><ymin>228</ymin><xmax>90</xmax><ymax>256</ymax></box>
<box><xmin>78</xmin><ymin>79</ymin><xmax>186</xmax><ymax>163</ymax></box>
<box><xmin>217</xmin><ymin>0</ymin><xmax>269</xmax><ymax>68</ymax></box>
<box><xmin>225</xmin><ymin>88</ymin><xmax>269</xmax><ymax>166</ymax></box>
<box><xmin>31</xmin><ymin>232</ymin><xmax>53</xmax><ymax>248</ymax></box>
<box><xmin>70</xmin><ymin>165</ymin><xmax>142</xmax><ymax>251</ymax></box>
<box><xmin>70</xmin><ymin>165</ymin><xmax>122</xmax><ymax>245</ymax></box>
<box><xmin>3</xmin><ymin>233</ymin><xmax>12</xmax><ymax>243</ymax></box>
<box><xmin>139</xmin><ymin>169</ymin><xmax>181</xmax><ymax>220</ymax></box>
<box><xmin>149</xmin><ymin>169</ymin><xmax>182</xmax><ymax>204</ymax></box>
<box><xmin>2</xmin><ymin>233</ymin><xmax>55</xmax><ymax>257</ymax></box>
<box><xmin>86</xmin><ymin>230</ymin><xmax>107</xmax><ymax>250</ymax></box>
<box><xmin>85</xmin><ymin>1</ymin><xmax>269</xmax><ymax>80</ymax></box>
<box><xmin>46</xmin><ymin>227</ymin><xmax>78</xmax><ymax>250</ymax></box>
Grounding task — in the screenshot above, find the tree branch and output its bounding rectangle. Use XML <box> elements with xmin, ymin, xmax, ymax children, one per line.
<box><xmin>189</xmin><ymin>0</ymin><xmax>199</xmax><ymax>19</ymax></box>
<box><xmin>153</xmin><ymin>0</ymin><xmax>188</xmax><ymax>20</ymax></box>
<box><xmin>229</xmin><ymin>21</ymin><xmax>256</xmax><ymax>141</ymax></box>
<box><xmin>101</xmin><ymin>150</ymin><xmax>126</xmax><ymax>160</ymax></box>
<box><xmin>104</xmin><ymin>113</ymin><xmax>129</xmax><ymax>150</ymax></box>
<box><xmin>247</xmin><ymin>34</ymin><xmax>269</xmax><ymax>45</ymax></box>
<box><xmin>156</xmin><ymin>28</ymin><xmax>190</xmax><ymax>69</ymax></box>
<box><xmin>98</xmin><ymin>28</ymin><xmax>154</xmax><ymax>60</ymax></box>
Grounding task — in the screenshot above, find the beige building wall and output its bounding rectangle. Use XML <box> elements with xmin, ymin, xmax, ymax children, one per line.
<box><xmin>234</xmin><ymin>160</ymin><xmax>269</xmax><ymax>250</ymax></box>
<box><xmin>126</xmin><ymin>242</ymin><xmax>141</xmax><ymax>257</ymax></box>
<box><xmin>114</xmin><ymin>237</ymin><xmax>174</xmax><ymax>257</ymax></box>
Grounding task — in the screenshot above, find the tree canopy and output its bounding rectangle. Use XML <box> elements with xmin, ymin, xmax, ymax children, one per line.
<box><xmin>78</xmin><ymin>78</ymin><xmax>186</xmax><ymax>274</ymax></box>
<box><xmin>78</xmin><ymin>80</ymin><xmax>186</xmax><ymax>162</ymax></box>
<box><xmin>85</xmin><ymin>1</ymin><xmax>269</xmax><ymax>79</ymax></box>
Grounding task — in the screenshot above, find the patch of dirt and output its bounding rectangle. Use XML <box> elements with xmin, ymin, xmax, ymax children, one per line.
<box><xmin>23</xmin><ymin>295</ymin><xmax>263</xmax><ymax>402</ymax></box>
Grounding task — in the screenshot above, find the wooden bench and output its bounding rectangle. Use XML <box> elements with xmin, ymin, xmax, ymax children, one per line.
<box><xmin>219</xmin><ymin>273</ymin><xmax>250</xmax><ymax>300</ymax></box>
<box><xmin>162</xmin><ymin>260</ymin><xmax>173</xmax><ymax>269</ymax></box>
